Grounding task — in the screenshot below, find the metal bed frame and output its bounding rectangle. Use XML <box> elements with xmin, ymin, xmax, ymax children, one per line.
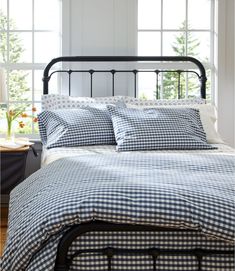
<box><xmin>43</xmin><ymin>56</ymin><xmax>207</xmax><ymax>98</ymax></box>
<box><xmin>42</xmin><ymin>56</ymin><xmax>234</xmax><ymax>271</ymax></box>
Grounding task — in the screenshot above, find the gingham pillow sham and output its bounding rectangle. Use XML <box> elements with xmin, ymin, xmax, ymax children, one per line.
<box><xmin>38</xmin><ymin>105</ymin><xmax>116</xmax><ymax>149</ymax></box>
<box><xmin>107</xmin><ymin>106</ymin><xmax>216</xmax><ymax>151</ymax></box>
<box><xmin>127</xmin><ymin>103</ymin><xmax>224</xmax><ymax>144</ymax></box>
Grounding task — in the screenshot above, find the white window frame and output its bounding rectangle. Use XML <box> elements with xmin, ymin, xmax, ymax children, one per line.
<box><xmin>137</xmin><ymin>0</ymin><xmax>216</xmax><ymax>101</ymax></box>
<box><xmin>0</xmin><ymin>0</ymin><xmax>62</xmax><ymax>138</ymax></box>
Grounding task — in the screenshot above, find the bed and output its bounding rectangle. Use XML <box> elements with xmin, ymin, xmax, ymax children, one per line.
<box><xmin>1</xmin><ymin>56</ymin><xmax>234</xmax><ymax>271</ymax></box>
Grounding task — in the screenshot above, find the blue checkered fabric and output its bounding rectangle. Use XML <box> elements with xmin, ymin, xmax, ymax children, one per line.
<box><xmin>27</xmin><ymin>231</ymin><xmax>234</xmax><ymax>270</ymax></box>
<box><xmin>107</xmin><ymin>106</ymin><xmax>216</xmax><ymax>151</ymax></box>
<box><xmin>38</xmin><ymin>105</ymin><xmax>116</xmax><ymax>149</ymax></box>
<box><xmin>2</xmin><ymin>153</ymin><xmax>234</xmax><ymax>270</ymax></box>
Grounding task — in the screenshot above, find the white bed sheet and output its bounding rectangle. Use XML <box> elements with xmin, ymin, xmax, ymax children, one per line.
<box><xmin>41</xmin><ymin>144</ymin><xmax>235</xmax><ymax>166</ymax></box>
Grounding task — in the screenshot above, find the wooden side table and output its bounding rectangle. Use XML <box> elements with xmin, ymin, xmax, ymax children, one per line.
<box><xmin>1</xmin><ymin>146</ymin><xmax>29</xmax><ymax>205</ymax></box>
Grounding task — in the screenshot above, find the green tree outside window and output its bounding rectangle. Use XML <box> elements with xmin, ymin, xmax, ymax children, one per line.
<box><xmin>140</xmin><ymin>21</ymin><xmax>210</xmax><ymax>100</ymax></box>
<box><xmin>0</xmin><ymin>10</ymin><xmax>33</xmax><ymax>134</ymax></box>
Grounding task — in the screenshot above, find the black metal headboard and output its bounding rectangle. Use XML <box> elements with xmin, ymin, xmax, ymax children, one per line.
<box><xmin>42</xmin><ymin>56</ymin><xmax>207</xmax><ymax>99</ymax></box>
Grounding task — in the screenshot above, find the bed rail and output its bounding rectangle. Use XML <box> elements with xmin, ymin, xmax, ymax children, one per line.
<box><xmin>54</xmin><ymin>222</ymin><xmax>234</xmax><ymax>271</ymax></box>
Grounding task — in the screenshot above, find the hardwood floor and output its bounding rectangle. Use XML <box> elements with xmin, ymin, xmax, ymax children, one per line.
<box><xmin>1</xmin><ymin>207</ymin><xmax>8</xmax><ymax>256</ymax></box>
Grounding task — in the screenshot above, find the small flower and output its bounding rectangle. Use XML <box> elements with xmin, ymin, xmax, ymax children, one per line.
<box><xmin>9</xmin><ymin>110</ymin><xmax>15</xmax><ymax>117</ymax></box>
<box><xmin>21</xmin><ymin>113</ymin><xmax>28</xmax><ymax>118</ymax></box>
<box><xmin>19</xmin><ymin>121</ymin><xmax>25</xmax><ymax>128</ymax></box>
<box><xmin>5</xmin><ymin>106</ymin><xmax>38</xmax><ymax>137</ymax></box>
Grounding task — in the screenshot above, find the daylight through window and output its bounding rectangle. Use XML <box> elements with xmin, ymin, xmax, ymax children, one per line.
<box><xmin>138</xmin><ymin>0</ymin><xmax>214</xmax><ymax>101</ymax></box>
<box><xmin>0</xmin><ymin>0</ymin><xmax>61</xmax><ymax>135</ymax></box>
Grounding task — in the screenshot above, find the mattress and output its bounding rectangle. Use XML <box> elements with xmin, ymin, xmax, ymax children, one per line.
<box><xmin>41</xmin><ymin>143</ymin><xmax>235</xmax><ymax>166</ymax></box>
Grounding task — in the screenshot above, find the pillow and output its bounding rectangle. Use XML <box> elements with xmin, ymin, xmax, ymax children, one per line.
<box><xmin>107</xmin><ymin>106</ymin><xmax>216</xmax><ymax>151</ymax></box>
<box><xmin>124</xmin><ymin>96</ymin><xmax>206</xmax><ymax>106</ymax></box>
<box><xmin>41</xmin><ymin>94</ymin><xmax>125</xmax><ymax>111</ymax></box>
<box><xmin>127</xmin><ymin>103</ymin><xmax>223</xmax><ymax>144</ymax></box>
<box><xmin>38</xmin><ymin>105</ymin><xmax>115</xmax><ymax>149</ymax></box>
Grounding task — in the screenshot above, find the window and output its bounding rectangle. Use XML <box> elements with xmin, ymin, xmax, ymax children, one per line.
<box><xmin>138</xmin><ymin>0</ymin><xmax>214</xmax><ymax>100</ymax></box>
<box><xmin>0</xmin><ymin>0</ymin><xmax>61</xmax><ymax>136</ymax></box>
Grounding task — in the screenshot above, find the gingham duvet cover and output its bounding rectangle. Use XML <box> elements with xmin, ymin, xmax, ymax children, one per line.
<box><xmin>1</xmin><ymin>152</ymin><xmax>235</xmax><ymax>270</ymax></box>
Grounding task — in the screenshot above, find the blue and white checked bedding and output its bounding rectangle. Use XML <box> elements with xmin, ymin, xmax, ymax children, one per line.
<box><xmin>38</xmin><ymin>106</ymin><xmax>116</xmax><ymax>148</ymax></box>
<box><xmin>108</xmin><ymin>106</ymin><xmax>215</xmax><ymax>151</ymax></box>
<box><xmin>1</xmin><ymin>152</ymin><xmax>235</xmax><ymax>270</ymax></box>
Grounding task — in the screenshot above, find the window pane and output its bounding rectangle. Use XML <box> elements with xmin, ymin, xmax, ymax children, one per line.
<box><xmin>9</xmin><ymin>0</ymin><xmax>32</xmax><ymax>30</ymax></box>
<box><xmin>138</xmin><ymin>32</ymin><xmax>161</xmax><ymax>56</ymax></box>
<box><xmin>0</xmin><ymin>113</ymin><xmax>7</xmax><ymax>133</ymax></box>
<box><xmin>186</xmin><ymin>71</ymin><xmax>201</xmax><ymax>98</ymax></box>
<box><xmin>34</xmin><ymin>70</ymin><xmax>44</xmax><ymax>101</ymax></box>
<box><xmin>138</xmin><ymin>0</ymin><xmax>161</xmax><ymax>30</ymax></box>
<box><xmin>162</xmin><ymin>71</ymin><xmax>180</xmax><ymax>99</ymax></box>
<box><xmin>205</xmin><ymin>69</ymin><xmax>211</xmax><ymax>101</ymax></box>
<box><xmin>188</xmin><ymin>0</ymin><xmax>210</xmax><ymax>29</ymax></box>
<box><xmin>0</xmin><ymin>0</ymin><xmax>7</xmax><ymax>30</ymax></box>
<box><xmin>162</xmin><ymin>32</ymin><xmax>186</xmax><ymax>56</ymax></box>
<box><xmin>9</xmin><ymin>32</ymin><xmax>32</xmax><ymax>63</ymax></box>
<box><xmin>32</xmin><ymin>102</ymin><xmax>41</xmax><ymax>134</ymax></box>
<box><xmin>2</xmin><ymin>0</ymin><xmax>61</xmax><ymax>135</ymax></box>
<box><xmin>138</xmin><ymin>72</ymin><xmax>156</xmax><ymax>100</ymax></box>
<box><xmin>188</xmin><ymin>32</ymin><xmax>210</xmax><ymax>62</ymax></box>
<box><xmin>34</xmin><ymin>32</ymin><xmax>60</xmax><ymax>63</ymax></box>
<box><xmin>163</xmin><ymin>0</ymin><xmax>186</xmax><ymax>29</ymax></box>
<box><xmin>0</xmin><ymin>2</ymin><xmax>8</xmax><ymax>62</ymax></box>
<box><xmin>9</xmin><ymin>70</ymin><xmax>32</xmax><ymax>102</ymax></box>
<box><xmin>34</xmin><ymin>0</ymin><xmax>60</xmax><ymax>31</ymax></box>
<box><xmin>0</xmin><ymin>31</ymin><xmax>7</xmax><ymax>62</ymax></box>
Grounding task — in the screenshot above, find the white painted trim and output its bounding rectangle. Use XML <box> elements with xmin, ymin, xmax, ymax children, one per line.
<box><xmin>127</xmin><ymin>0</ymin><xmax>138</xmax><ymax>56</ymax></box>
<box><xmin>62</xmin><ymin>0</ymin><xmax>71</xmax><ymax>56</ymax></box>
<box><xmin>216</xmin><ymin>0</ymin><xmax>234</xmax><ymax>147</ymax></box>
<box><xmin>233</xmin><ymin>0</ymin><xmax>235</xmax><ymax>147</ymax></box>
<box><xmin>234</xmin><ymin>0</ymin><xmax>235</xmax><ymax>146</ymax></box>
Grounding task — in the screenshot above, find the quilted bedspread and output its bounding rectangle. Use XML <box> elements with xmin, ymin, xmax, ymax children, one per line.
<box><xmin>1</xmin><ymin>152</ymin><xmax>234</xmax><ymax>270</ymax></box>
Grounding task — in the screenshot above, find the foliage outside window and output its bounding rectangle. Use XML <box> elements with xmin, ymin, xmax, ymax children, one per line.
<box><xmin>0</xmin><ymin>0</ymin><xmax>61</xmax><ymax>136</ymax></box>
<box><xmin>138</xmin><ymin>0</ymin><xmax>214</xmax><ymax>101</ymax></box>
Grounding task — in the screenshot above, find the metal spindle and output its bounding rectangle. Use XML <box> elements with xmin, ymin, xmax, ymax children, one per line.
<box><xmin>89</xmin><ymin>70</ymin><xmax>94</xmax><ymax>97</ymax></box>
<box><xmin>111</xmin><ymin>70</ymin><xmax>116</xmax><ymax>96</ymax></box>
<box><xmin>104</xmin><ymin>247</ymin><xmax>114</xmax><ymax>271</ymax></box>
<box><xmin>133</xmin><ymin>70</ymin><xmax>138</xmax><ymax>98</ymax></box>
<box><xmin>195</xmin><ymin>251</ymin><xmax>203</xmax><ymax>271</ymax></box>
<box><xmin>149</xmin><ymin>248</ymin><xmax>159</xmax><ymax>271</ymax></box>
<box><xmin>68</xmin><ymin>70</ymin><xmax>72</xmax><ymax>96</ymax></box>
<box><xmin>177</xmin><ymin>71</ymin><xmax>181</xmax><ymax>99</ymax></box>
<box><xmin>155</xmin><ymin>70</ymin><xmax>159</xmax><ymax>100</ymax></box>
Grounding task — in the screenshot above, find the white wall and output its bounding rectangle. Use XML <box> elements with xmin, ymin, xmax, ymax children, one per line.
<box><xmin>69</xmin><ymin>0</ymin><xmax>136</xmax><ymax>56</ymax></box>
<box><xmin>217</xmin><ymin>0</ymin><xmax>234</xmax><ymax>147</ymax></box>
<box><xmin>62</xmin><ymin>0</ymin><xmax>137</xmax><ymax>97</ymax></box>
<box><xmin>63</xmin><ymin>0</ymin><xmax>235</xmax><ymax>147</ymax></box>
